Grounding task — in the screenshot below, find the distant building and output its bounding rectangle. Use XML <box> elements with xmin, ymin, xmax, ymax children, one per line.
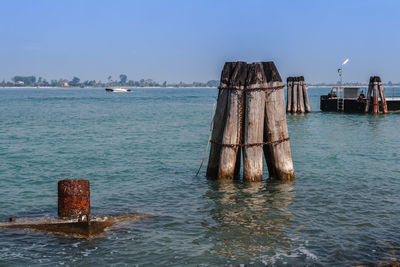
<box><xmin>63</xmin><ymin>82</ymin><xmax>69</xmax><ymax>87</ymax></box>
<box><xmin>16</xmin><ymin>81</ymin><xmax>24</xmax><ymax>85</ymax></box>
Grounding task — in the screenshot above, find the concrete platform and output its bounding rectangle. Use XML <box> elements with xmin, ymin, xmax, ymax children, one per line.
<box><xmin>0</xmin><ymin>213</ymin><xmax>148</xmax><ymax>239</ymax></box>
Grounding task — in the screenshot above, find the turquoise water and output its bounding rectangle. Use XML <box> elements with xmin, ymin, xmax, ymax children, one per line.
<box><xmin>0</xmin><ymin>88</ymin><xmax>399</xmax><ymax>266</ymax></box>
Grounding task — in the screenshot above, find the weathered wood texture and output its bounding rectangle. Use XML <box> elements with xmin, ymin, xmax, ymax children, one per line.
<box><xmin>365</xmin><ymin>76</ymin><xmax>373</xmax><ymax>113</ymax></box>
<box><xmin>297</xmin><ymin>78</ymin><xmax>305</xmax><ymax>113</ymax></box>
<box><xmin>262</xmin><ymin>62</ymin><xmax>295</xmax><ymax>181</ymax></box>
<box><xmin>206</xmin><ymin>63</ymin><xmax>232</xmax><ymax>178</ymax></box>
<box><xmin>377</xmin><ymin>77</ymin><xmax>388</xmax><ymax>113</ymax></box>
<box><xmin>286</xmin><ymin>77</ymin><xmax>293</xmax><ymax>113</ymax></box>
<box><xmin>291</xmin><ymin>78</ymin><xmax>298</xmax><ymax>113</ymax></box>
<box><xmin>286</xmin><ymin>76</ymin><xmax>310</xmax><ymax>113</ymax></box>
<box><xmin>301</xmin><ymin>76</ymin><xmax>311</xmax><ymax>113</ymax></box>
<box><xmin>218</xmin><ymin>62</ymin><xmax>248</xmax><ymax>179</ymax></box>
<box><xmin>365</xmin><ymin>76</ymin><xmax>387</xmax><ymax>114</ymax></box>
<box><xmin>207</xmin><ymin>61</ymin><xmax>295</xmax><ymax>181</ymax></box>
<box><xmin>373</xmin><ymin>79</ymin><xmax>379</xmax><ymax>114</ymax></box>
<box><xmin>243</xmin><ymin>63</ymin><xmax>266</xmax><ymax>181</ymax></box>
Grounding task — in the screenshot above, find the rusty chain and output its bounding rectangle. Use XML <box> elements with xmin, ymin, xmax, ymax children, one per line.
<box><xmin>218</xmin><ymin>85</ymin><xmax>285</xmax><ymax>91</ymax></box>
<box><xmin>209</xmin><ymin>137</ymin><xmax>290</xmax><ymax>148</ymax></box>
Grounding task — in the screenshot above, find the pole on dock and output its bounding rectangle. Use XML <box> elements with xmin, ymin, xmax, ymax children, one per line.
<box><xmin>291</xmin><ymin>78</ymin><xmax>298</xmax><ymax>113</ymax></box>
<box><xmin>365</xmin><ymin>76</ymin><xmax>387</xmax><ymax>114</ymax></box>
<box><xmin>207</xmin><ymin>61</ymin><xmax>295</xmax><ymax>181</ymax></box>
<box><xmin>301</xmin><ymin>76</ymin><xmax>311</xmax><ymax>113</ymax></box>
<box><xmin>365</xmin><ymin>76</ymin><xmax>373</xmax><ymax>113</ymax></box>
<box><xmin>58</xmin><ymin>179</ymin><xmax>90</xmax><ymax>218</ymax></box>
<box><xmin>373</xmin><ymin>77</ymin><xmax>379</xmax><ymax>114</ymax></box>
<box><xmin>286</xmin><ymin>77</ymin><xmax>293</xmax><ymax>113</ymax></box>
<box><xmin>377</xmin><ymin>76</ymin><xmax>388</xmax><ymax>114</ymax></box>
<box><xmin>297</xmin><ymin>77</ymin><xmax>305</xmax><ymax>113</ymax></box>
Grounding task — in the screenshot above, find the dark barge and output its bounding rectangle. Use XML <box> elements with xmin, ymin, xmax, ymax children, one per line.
<box><xmin>320</xmin><ymin>86</ymin><xmax>400</xmax><ymax>113</ymax></box>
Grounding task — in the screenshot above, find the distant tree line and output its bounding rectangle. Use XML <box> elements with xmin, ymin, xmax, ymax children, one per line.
<box><xmin>308</xmin><ymin>81</ymin><xmax>399</xmax><ymax>86</ymax></box>
<box><xmin>0</xmin><ymin>74</ymin><xmax>219</xmax><ymax>88</ymax></box>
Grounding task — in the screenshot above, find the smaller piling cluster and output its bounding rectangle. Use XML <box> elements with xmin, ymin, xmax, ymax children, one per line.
<box><xmin>365</xmin><ymin>76</ymin><xmax>387</xmax><ymax>114</ymax></box>
<box><xmin>286</xmin><ymin>76</ymin><xmax>311</xmax><ymax>113</ymax></box>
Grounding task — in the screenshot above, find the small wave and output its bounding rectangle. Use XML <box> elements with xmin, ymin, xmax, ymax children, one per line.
<box><xmin>262</xmin><ymin>246</ymin><xmax>318</xmax><ymax>265</ymax></box>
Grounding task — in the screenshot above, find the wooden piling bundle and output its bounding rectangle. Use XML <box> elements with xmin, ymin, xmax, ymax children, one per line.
<box><xmin>286</xmin><ymin>76</ymin><xmax>311</xmax><ymax>113</ymax></box>
<box><xmin>365</xmin><ymin>76</ymin><xmax>387</xmax><ymax>114</ymax></box>
<box><xmin>207</xmin><ymin>61</ymin><xmax>295</xmax><ymax>181</ymax></box>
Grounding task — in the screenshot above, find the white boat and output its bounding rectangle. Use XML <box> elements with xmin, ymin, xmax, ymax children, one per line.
<box><xmin>105</xmin><ymin>88</ymin><xmax>131</xmax><ymax>92</ymax></box>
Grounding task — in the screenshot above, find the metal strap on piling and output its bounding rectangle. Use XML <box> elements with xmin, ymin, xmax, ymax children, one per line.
<box><xmin>209</xmin><ymin>137</ymin><xmax>290</xmax><ymax>148</ymax></box>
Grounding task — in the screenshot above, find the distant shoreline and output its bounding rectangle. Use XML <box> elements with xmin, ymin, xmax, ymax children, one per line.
<box><xmin>0</xmin><ymin>86</ymin><xmax>217</xmax><ymax>89</ymax></box>
<box><xmin>2</xmin><ymin>85</ymin><xmax>400</xmax><ymax>89</ymax></box>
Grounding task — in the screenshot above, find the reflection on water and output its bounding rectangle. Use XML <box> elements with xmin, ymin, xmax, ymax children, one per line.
<box><xmin>204</xmin><ymin>180</ymin><xmax>295</xmax><ymax>262</ymax></box>
<box><xmin>287</xmin><ymin>113</ymin><xmax>310</xmax><ymax>124</ymax></box>
<box><xmin>366</xmin><ymin>114</ymin><xmax>383</xmax><ymax>127</ymax></box>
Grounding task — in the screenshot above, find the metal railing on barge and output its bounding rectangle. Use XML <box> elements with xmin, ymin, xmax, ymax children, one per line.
<box><xmin>385</xmin><ymin>87</ymin><xmax>400</xmax><ymax>100</ymax></box>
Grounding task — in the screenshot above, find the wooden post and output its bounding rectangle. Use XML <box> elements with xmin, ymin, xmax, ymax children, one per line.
<box><xmin>365</xmin><ymin>76</ymin><xmax>373</xmax><ymax>113</ymax></box>
<box><xmin>377</xmin><ymin>77</ymin><xmax>388</xmax><ymax>114</ymax></box>
<box><xmin>297</xmin><ymin>77</ymin><xmax>305</xmax><ymax>113</ymax></box>
<box><xmin>206</xmin><ymin>62</ymin><xmax>232</xmax><ymax>178</ymax></box>
<box><xmin>291</xmin><ymin>77</ymin><xmax>298</xmax><ymax>113</ymax></box>
<box><xmin>218</xmin><ymin>62</ymin><xmax>248</xmax><ymax>179</ymax></box>
<box><xmin>262</xmin><ymin>62</ymin><xmax>295</xmax><ymax>181</ymax></box>
<box><xmin>58</xmin><ymin>179</ymin><xmax>90</xmax><ymax>218</ymax></box>
<box><xmin>301</xmin><ymin>76</ymin><xmax>311</xmax><ymax>113</ymax></box>
<box><xmin>286</xmin><ymin>77</ymin><xmax>292</xmax><ymax>113</ymax></box>
<box><xmin>242</xmin><ymin>63</ymin><xmax>266</xmax><ymax>182</ymax></box>
<box><xmin>373</xmin><ymin>76</ymin><xmax>379</xmax><ymax>114</ymax></box>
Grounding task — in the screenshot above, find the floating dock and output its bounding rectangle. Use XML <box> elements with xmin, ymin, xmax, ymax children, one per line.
<box><xmin>0</xmin><ymin>179</ymin><xmax>148</xmax><ymax>239</ymax></box>
<box><xmin>320</xmin><ymin>76</ymin><xmax>400</xmax><ymax>113</ymax></box>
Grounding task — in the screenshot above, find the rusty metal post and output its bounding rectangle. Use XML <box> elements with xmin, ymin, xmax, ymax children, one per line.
<box><xmin>58</xmin><ymin>179</ymin><xmax>90</xmax><ymax>218</ymax></box>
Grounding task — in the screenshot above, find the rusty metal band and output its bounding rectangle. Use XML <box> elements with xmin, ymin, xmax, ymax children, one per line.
<box><xmin>218</xmin><ymin>85</ymin><xmax>285</xmax><ymax>91</ymax></box>
<box><xmin>210</xmin><ymin>137</ymin><xmax>290</xmax><ymax>148</ymax></box>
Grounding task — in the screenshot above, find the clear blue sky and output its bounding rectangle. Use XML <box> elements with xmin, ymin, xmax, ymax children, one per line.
<box><xmin>1</xmin><ymin>0</ymin><xmax>399</xmax><ymax>83</ymax></box>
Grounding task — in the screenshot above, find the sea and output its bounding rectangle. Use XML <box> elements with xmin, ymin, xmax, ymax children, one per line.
<box><xmin>0</xmin><ymin>87</ymin><xmax>399</xmax><ymax>266</ymax></box>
